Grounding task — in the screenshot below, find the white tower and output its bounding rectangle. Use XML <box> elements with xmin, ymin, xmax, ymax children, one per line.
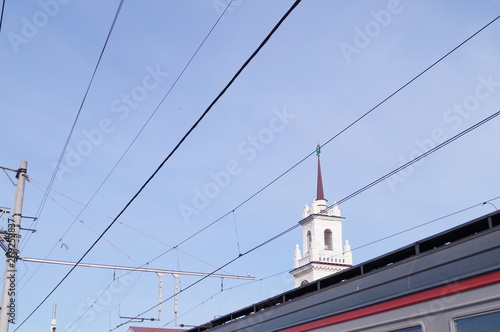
<box><xmin>290</xmin><ymin>144</ymin><xmax>353</xmax><ymax>288</ymax></box>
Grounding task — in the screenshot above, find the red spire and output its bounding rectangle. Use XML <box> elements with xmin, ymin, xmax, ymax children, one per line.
<box><xmin>316</xmin><ymin>143</ymin><xmax>325</xmax><ymax>201</ymax></box>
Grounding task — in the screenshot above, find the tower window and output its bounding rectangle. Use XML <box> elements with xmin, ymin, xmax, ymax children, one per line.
<box><xmin>324</xmin><ymin>229</ymin><xmax>333</xmax><ymax>250</ymax></box>
<box><xmin>307</xmin><ymin>231</ymin><xmax>312</xmax><ymax>251</ymax></box>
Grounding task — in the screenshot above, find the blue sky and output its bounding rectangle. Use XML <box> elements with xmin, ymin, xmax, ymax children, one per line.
<box><xmin>0</xmin><ymin>0</ymin><xmax>499</xmax><ymax>331</ymax></box>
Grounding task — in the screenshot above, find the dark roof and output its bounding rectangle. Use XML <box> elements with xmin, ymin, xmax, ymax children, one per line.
<box><xmin>128</xmin><ymin>327</ymin><xmax>186</xmax><ymax>332</ymax></box>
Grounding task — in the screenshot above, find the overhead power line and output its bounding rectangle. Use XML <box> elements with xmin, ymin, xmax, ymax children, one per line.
<box><xmin>155</xmin><ymin>195</ymin><xmax>500</xmax><ymax>330</ymax></box>
<box><xmin>332</xmin><ymin>109</ymin><xmax>500</xmax><ymax>208</ymax></box>
<box><xmin>60</xmin><ymin>14</ymin><xmax>500</xmax><ymax>329</ymax></box>
<box><xmin>30</xmin><ymin>0</ymin><xmax>125</xmax><ymax>223</ymax></box>
<box><xmin>20</xmin><ymin>0</ymin><xmax>239</xmax><ymax>285</ymax></box>
<box><xmin>0</xmin><ymin>0</ymin><xmax>5</xmax><ymax>35</ymax></box>
<box><xmin>17</xmin><ymin>0</ymin><xmax>241</xmax><ymax>302</ymax></box>
<box><xmin>17</xmin><ymin>8</ymin><xmax>499</xmax><ymax>331</ymax></box>
<box><xmin>18</xmin><ymin>0</ymin><xmax>125</xmax><ymax>284</ymax></box>
<box><xmin>111</xmin><ymin>110</ymin><xmax>500</xmax><ymax>330</ymax></box>
<box><xmin>21</xmin><ymin>177</ymin><xmax>235</xmax><ymax>274</ymax></box>
<box><xmin>115</xmin><ymin>13</ymin><xmax>500</xmax><ymax>273</ymax></box>
<box><xmin>14</xmin><ymin>0</ymin><xmax>304</xmax><ymax>329</ymax></box>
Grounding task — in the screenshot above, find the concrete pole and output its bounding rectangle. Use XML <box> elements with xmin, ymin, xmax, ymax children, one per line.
<box><xmin>173</xmin><ymin>274</ymin><xmax>179</xmax><ymax>326</ymax></box>
<box><xmin>0</xmin><ymin>161</ymin><xmax>27</xmax><ymax>332</ymax></box>
<box><xmin>156</xmin><ymin>273</ymin><xmax>164</xmax><ymax>321</ymax></box>
<box><xmin>50</xmin><ymin>304</ymin><xmax>56</xmax><ymax>331</ymax></box>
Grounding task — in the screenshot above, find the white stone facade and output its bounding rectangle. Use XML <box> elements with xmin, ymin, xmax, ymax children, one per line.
<box><xmin>290</xmin><ymin>198</ymin><xmax>353</xmax><ymax>288</ymax></box>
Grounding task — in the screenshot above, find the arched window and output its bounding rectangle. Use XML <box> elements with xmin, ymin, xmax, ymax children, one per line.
<box><xmin>324</xmin><ymin>229</ymin><xmax>333</xmax><ymax>250</ymax></box>
<box><xmin>307</xmin><ymin>231</ymin><xmax>312</xmax><ymax>251</ymax></box>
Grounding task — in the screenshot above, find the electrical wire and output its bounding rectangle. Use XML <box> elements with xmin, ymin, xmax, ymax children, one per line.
<box><xmin>28</xmin><ymin>179</ymin><xmax>139</xmax><ymax>263</ymax></box>
<box><xmin>0</xmin><ymin>0</ymin><xmax>5</xmax><ymax>35</ymax></box>
<box><xmin>67</xmin><ymin>14</ymin><xmax>500</xmax><ymax>328</ymax></box>
<box><xmin>14</xmin><ymin>1</ymin><xmax>303</xmax><ymax>329</ymax></box>
<box><xmin>64</xmin><ymin>272</ymin><xmax>124</xmax><ymax>332</ymax></box>
<box><xmin>108</xmin><ymin>109</ymin><xmax>500</xmax><ymax>330</ymax></box>
<box><xmin>103</xmin><ymin>12</ymin><xmax>500</xmax><ymax>279</ymax></box>
<box><xmin>19</xmin><ymin>0</ymin><xmax>238</xmax><ymax>288</ymax></box>
<box><xmin>25</xmin><ymin>177</ymin><xmax>237</xmax><ymax>278</ymax></box>
<box><xmin>19</xmin><ymin>6</ymin><xmax>498</xmax><ymax>311</ymax></box>
<box><xmin>17</xmin><ymin>8</ymin><xmax>500</xmax><ymax>331</ymax></box>
<box><xmin>17</xmin><ymin>178</ymin><xmax>139</xmax><ymax>295</ymax></box>
<box><xmin>154</xmin><ymin>195</ymin><xmax>500</xmax><ymax>330</ymax></box>
<box><xmin>117</xmin><ymin>221</ymin><xmax>233</xmax><ymax>274</ymax></box>
<box><xmin>22</xmin><ymin>0</ymin><xmax>126</xmax><ymax>250</ymax></box>
<box><xmin>331</xmin><ymin>109</ymin><xmax>500</xmax><ymax>208</ymax></box>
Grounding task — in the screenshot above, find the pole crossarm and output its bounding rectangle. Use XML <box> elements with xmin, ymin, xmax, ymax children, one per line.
<box><xmin>20</xmin><ymin>257</ymin><xmax>255</xmax><ymax>280</ymax></box>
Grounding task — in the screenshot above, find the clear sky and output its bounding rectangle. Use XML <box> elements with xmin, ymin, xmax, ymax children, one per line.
<box><xmin>0</xmin><ymin>1</ymin><xmax>499</xmax><ymax>331</ymax></box>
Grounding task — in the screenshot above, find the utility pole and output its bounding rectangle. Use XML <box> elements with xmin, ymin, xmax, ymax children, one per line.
<box><xmin>0</xmin><ymin>161</ymin><xmax>27</xmax><ymax>332</ymax></box>
<box><xmin>50</xmin><ymin>304</ymin><xmax>56</xmax><ymax>331</ymax></box>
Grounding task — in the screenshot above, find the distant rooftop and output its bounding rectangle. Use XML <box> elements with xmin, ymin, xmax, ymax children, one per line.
<box><xmin>127</xmin><ymin>327</ymin><xmax>186</xmax><ymax>332</ymax></box>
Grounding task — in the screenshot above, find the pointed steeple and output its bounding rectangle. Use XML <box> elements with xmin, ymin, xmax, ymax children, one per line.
<box><xmin>291</xmin><ymin>144</ymin><xmax>352</xmax><ymax>288</ymax></box>
<box><xmin>316</xmin><ymin>143</ymin><xmax>325</xmax><ymax>201</ymax></box>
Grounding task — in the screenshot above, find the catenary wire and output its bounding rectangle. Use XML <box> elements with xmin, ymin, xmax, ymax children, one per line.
<box><xmin>65</xmin><ymin>270</ymin><xmax>143</xmax><ymax>332</ymax></box>
<box><xmin>70</xmin><ymin>14</ymin><xmax>500</xmax><ymax>328</ymax></box>
<box><xmin>154</xmin><ymin>195</ymin><xmax>500</xmax><ymax>330</ymax></box>
<box><xmin>330</xmin><ymin>109</ymin><xmax>500</xmax><ymax>208</ymax></box>
<box><xmin>21</xmin><ymin>0</ymin><xmax>126</xmax><ymax>250</ymax></box>
<box><xmin>16</xmin><ymin>0</ymin><xmax>240</xmax><ymax>294</ymax></box>
<box><xmin>27</xmin><ymin>176</ymin><xmax>236</xmax><ymax>274</ymax></box>
<box><xmin>108</xmin><ymin>13</ymin><xmax>500</xmax><ymax>275</ymax></box>
<box><xmin>73</xmin><ymin>101</ymin><xmax>500</xmax><ymax>330</ymax></box>
<box><xmin>14</xmin><ymin>1</ymin><xmax>303</xmax><ymax>329</ymax></box>
<box><xmin>19</xmin><ymin>0</ymin><xmax>238</xmax><ymax>289</ymax></box>
<box><xmin>109</xmin><ymin>109</ymin><xmax>500</xmax><ymax>329</ymax></box>
<box><xmin>0</xmin><ymin>0</ymin><xmax>5</xmax><ymax>35</ymax></box>
<box><xmin>19</xmin><ymin>9</ymin><xmax>500</xmax><ymax>331</ymax></box>
<box><xmin>18</xmin><ymin>6</ymin><xmax>499</xmax><ymax>309</ymax></box>
<box><xmin>28</xmin><ymin>179</ymin><xmax>139</xmax><ymax>263</ymax></box>
<box><xmin>17</xmin><ymin>179</ymin><xmax>139</xmax><ymax>295</ymax></box>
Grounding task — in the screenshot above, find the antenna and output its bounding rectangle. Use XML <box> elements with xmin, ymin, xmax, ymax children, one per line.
<box><xmin>50</xmin><ymin>304</ymin><xmax>56</xmax><ymax>332</ymax></box>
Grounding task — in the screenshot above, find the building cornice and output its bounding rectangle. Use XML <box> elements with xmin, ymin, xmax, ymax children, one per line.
<box><xmin>290</xmin><ymin>261</ymin><xmax>352</xmax><ymax>276</ymax></box>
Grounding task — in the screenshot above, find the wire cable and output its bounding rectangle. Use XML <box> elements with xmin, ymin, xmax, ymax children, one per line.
<box><xmin>22</xmin><ymin>0</ymin><xmax>126</xmax><ymax>251</ymax></box>
<box><xmin>29</xmin><ymin>175</ymin><xmax>237</xmax><ymax>272</ymax></box>
<box><xmin>109</xmin><ymin>13</ymin><xmax>500</xmax><ymax>273</ymax></box>
<box><xmin>19</xmin><ymin>9</ymin><xmax>500</xmax><ymax>331</ymax></box>
<box><xmin>0</xmin><ymin>0</ymin><xmax>5</xmax><ymax>35</ymax></box>
<box><xmin>155</xmin><ymin>195</ymin><xmax>500</xmax><ymax>330</ymax></box>
<box><xmin>69</xmin><ymin>15</ymin><xmax>500</xmax><ymax>328</ymax></box>
<box><xmin>330</xmin><ymin>109</ymin><xmax>500</xmax><ymax>208</ymax></box>
<box><xmin>28</xmin><ymin>179</ymin><xmax>139</xmax><ymax>263</ymax></box>
<box><xmin>17</xmin><ymin>0</ymin><xmax>246</xmax><ymax>302</ymax></box>
<box><xmin>14</xmin><ymin>1</ymin><xmax>303</xmax><ymax>329</ymax></box>
<box><xmin>19</xmin><ymin>0</ymin><xmax>237</xmax><ymax>286</ymax></box>
<box><xmin>109</xmin><ymin>109</ymin><xmax>500</xmax><ymax>329</ymax></box>
<box><xmin>20</xmin><ymin>6</ymin><xmax>499</xmax><ymax>306</ymax></box>
<box><xmin>17</xmin><ymin>178</ymin><xmax>139</xmax><ymax>295</ymax></box>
